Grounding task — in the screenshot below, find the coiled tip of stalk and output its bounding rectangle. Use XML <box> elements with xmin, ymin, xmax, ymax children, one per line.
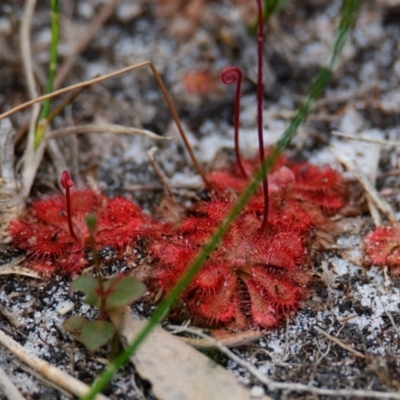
<box><xmin>220</xmin><ymin>66</ymin><xmax>247</xmax><ymax>180</ymax></box>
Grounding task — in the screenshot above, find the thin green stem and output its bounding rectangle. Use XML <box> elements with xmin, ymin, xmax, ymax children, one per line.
<box><xmin>80</xmin><ymin>1</ymin><xmax>359</xmax><ymax>398</ymax></box>
<box><xmin>86</xmin><ymin>215</ymin><xmax>106</xmax><ymax>320</ymax></box>
<box><xmin>34</xmin><ymin>0</ymin><xmax>59</xmax><ymax>150</ymax></box>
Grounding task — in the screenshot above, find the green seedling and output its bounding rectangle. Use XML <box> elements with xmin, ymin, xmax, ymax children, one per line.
<box><xmin>63</xmin><ymin>214</ymin><xmax>146</xmax><ymax>353</ymax></box>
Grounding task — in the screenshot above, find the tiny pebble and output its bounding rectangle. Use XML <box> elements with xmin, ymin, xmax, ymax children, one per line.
<box><xmin>250</xmin><ymin>386</ymin><xmax>265</xmax><ymax>398</ymax></box>
<box><xmin>57</xmin><ymin>302</ymin><xmax>75</xmax><ymax>316</ymax></box>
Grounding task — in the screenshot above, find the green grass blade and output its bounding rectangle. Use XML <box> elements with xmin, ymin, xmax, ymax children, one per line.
<box><xmin>80</xmin><ymin>1</ymin><xmax>360</xmax><ymax>398</ymax></box>
<box><xmin>34</xmin><ymin>0</ymin><xmax>59</xmax><ymax>150</ymax></box>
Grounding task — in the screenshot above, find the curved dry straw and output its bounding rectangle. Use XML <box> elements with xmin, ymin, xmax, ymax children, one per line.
<box><xmin>0</xmin><ymin>61</ymin><xmax>209</xmax><ymax>187</ymax></box>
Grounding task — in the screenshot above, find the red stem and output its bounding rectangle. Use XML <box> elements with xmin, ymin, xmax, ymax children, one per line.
<box><xmin>60</xmin><ymin>170</ymin><xmax>78</xmax><ymax>241</ymax></box>
<box><xmin>220</xmin><ymin>66</ymin><xmax>247</xmax><ymax>179</ymax></box>
<box><xmin>256</xmin><ymin>0</ymin><xmax>269</xmax><ymax>233</ymax></box>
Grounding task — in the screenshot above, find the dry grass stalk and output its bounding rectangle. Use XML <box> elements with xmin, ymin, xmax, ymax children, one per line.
<box><xmin>46</xmin><ymin>124</ymin><xmax>168</xmax><ymax>142</ymax></box>
<box><xmin>0</xmin><ymin>328</ymin><xmax>110</xmax><ymax>400</ymax></box>
<box><xmin>332</xmin><ymin>130</ymin><xmax>400</xmax><ymax>147</ymax></box>
<box><xmin>147</xmin><ymin>147</ymin><xmax>175</xmax><ymax>198</ymax></box>
<box><xmin>172</xmin><ymin>326</ymin><xmax>400</xmax><ymax>398</ymax></box>
<box><xmin>0</xmin><ymin>365</ymin><xmax>25</xmax><ymax>400</ymax></box>
<box><xmin>0</xmin><ymin>120</ymin><xmax>22</xmax><ymax>243</ymax></box>
<box><xmin>0</xmin><ymin>262</ymin><xmax>42</xmax><ymax>279</ymax></box>
<box><xmin>0</xmin><ymin>60</ymin><xmax>207</xmax><ymax>208</ymax></box>
<box><xmin>331</xmin><ymin>146</ymin><xmax>397</xmax><ymax>223</ymax></box>
<box><xmin>167</xmin><ymin>325</ymin><xmax>265</xmax><ymax>349</ymax></box>
<box><xmin>313</xmin><ymin>326</ymin><xmax>369</xmax><ymax>360</ymax></box>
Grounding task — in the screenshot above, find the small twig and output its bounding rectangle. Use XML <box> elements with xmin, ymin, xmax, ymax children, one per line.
<box><xmin>0</xmin><ymin>328</ymin><xmax>109</xmax><ymax>400</ymax></box>
<box><xmin>0</xmin><ymin>60</ymin><xmax>208</xmax><ymax>185</ymax></box>
<box><xmin>383</xmin><ymin>309</ymin><xmax>400</xmax><ymax>338</ymax></box>
<box><xmin>0</xmin><ymin>263</ymin><xmax>42</xmax><ymax>279</ymax></box>
<box><xmin>9</xmin><ymin>358</ymin><xmax>73</xmax><ymax>399</ymax></box>
<box><xmin>254</xmin><ymin>348</ymin><xmax>296</xmax><ymax>368</ymax></box>
<box><xmin>45</xmin><ymin>124</ymin><xmax>169</xmax><ymax>142</ymax></box>
<box><xmin>0</xmin><ymin>119</ymin><xmax>16</xmax><ymax>182</ymax></box>
<box><xmin>173</xmin><ymin>325</ymin><xmax>274</xmax><ymax>383</ymax></box>
<box><xmin>0</xmin><ymin>256</ymin><xmax>42</xmax><ymax>279</ymax></box>
<box><xmin>20</xmin><ymin>0</ymin><xmax>38</xmax><ymax>100</ymax></box>
<box><xmin>338</xmin><ymin>314</ymin><xmax>358</xmax><ymax>323</ymax></box>
<box><xmin>0</xmin><ymin>119</ymin><xmax>22</xmax><ymax>242</ymax></box>
<box><xmin>47</xmin><ymin>140</ymin><xmax>68</xmax><ymax>188</ymax></box>
<box><xmin>167</xmin><ymin>320</ymin><xmax>191</xmax><ymax>334</ymax></box>
<box><xmin>331</xmin><ymin>147</ymin><xmax>397</xmax><ymax>223</ymax></box>
<box><xmin>0</xmin><ymin>63</ymin><xmax>150</xmax><ymax>120</ymax></box>
<box><xmin>172</xmin><ymin>326</ymin><xmax>400</xmax><ymax>399</ymax></box>
<box><xmin>307</xmin><ymin>340</ymin><xmax>331</xmax><ymax>388</ymax></box>
<box><xmin>147</xmin><ymin>147</ymin><xmax>174</xmax><ymax>198</ymax></box>
<box><xmin>332</xmin><ymin>130</ymin><xmax>400</xmax><ymax>147</ymax></box>
<box><xmin>157</xmin><ymin>326</ymin><xmax>272</xmax><ymax>399</ymax></box>
<box><xmin>366</xmin><ymin>196</ymin><xmax>382</xmax><ymax>227</ymax></box>
<box><xmin>0</xmin><ymin>304</ymin><xmax>23</xmax><ymax>328</ymax></box>
<box><xmin>377</xmin><ymin>291</ymin><xmax>400</xmax><ymax>336</ymax></box>
<box><xmin>167</xmin><ymin>324</ymin><xmax>265</xmax><ymax>349</ymax></box>
<box><xmin>283</xmin><ymin>314</ymin><xmax>290</xmax><ymax>360</ymax></box>
<box><xmin>123</xmin><ymin>181</ymin><xmax>202</xmax><ymax>192</ymax></box>
<box><xmin>313</xmin><ymin>326</ymin><xmax>369</xmax><ymax>360</ymax></box>
<box><xmin>0</xmin><ymin>365</ymin><xmax>25</xmax><ymax>400</ymax></box>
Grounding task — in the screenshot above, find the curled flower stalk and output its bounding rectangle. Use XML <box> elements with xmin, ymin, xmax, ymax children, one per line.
<box><xmin>220</xmin><ymin>66</ymin><xmax>247</xmax><ymax>179</ymax></box>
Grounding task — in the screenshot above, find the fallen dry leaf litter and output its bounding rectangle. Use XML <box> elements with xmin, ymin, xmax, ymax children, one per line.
<box><xmin>1</xmin><ymin>0</ymin><xmax>400</xmax><ymax>399</ymax></box>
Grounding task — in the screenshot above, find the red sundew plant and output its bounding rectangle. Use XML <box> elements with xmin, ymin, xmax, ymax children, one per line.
<box><xmin>364</xmin><ymin>223</ymin><xmax>400</xmax><ymax>277</ymax></box>
<box><xmin>9</xmin><ymin>173</ymin><xmax>156</xmax><ymax>275</ymax></box>
<box><xmin>148</xmin><ymin>154</ymin><xmax>346</xmax><ymax>329</ymax></box>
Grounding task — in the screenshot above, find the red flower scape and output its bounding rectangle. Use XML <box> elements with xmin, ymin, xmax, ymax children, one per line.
<box><xmin>9</xmin><ymin>155</ymin><xmax>347</xmax><ymax>330</ymax></box>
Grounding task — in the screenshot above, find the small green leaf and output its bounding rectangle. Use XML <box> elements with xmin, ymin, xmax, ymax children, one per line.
<box><xmin>63</xmin><ymin>316</ymin><xmax>88</xmax><ymax>333</ymax></box>
<box><xmin>105</xmin><ymin>277</ymin><xmax>146</xmax><ymax>310</ymax></box>
<box><xmin>81</xmin><ymin>321</ymin><xmax>115</xmax><ymax>352</ymax></box>
<box><xmin>71</xmin><ymin>275</ymin><xmax>98</xmax><ymax>306</ymax></box>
